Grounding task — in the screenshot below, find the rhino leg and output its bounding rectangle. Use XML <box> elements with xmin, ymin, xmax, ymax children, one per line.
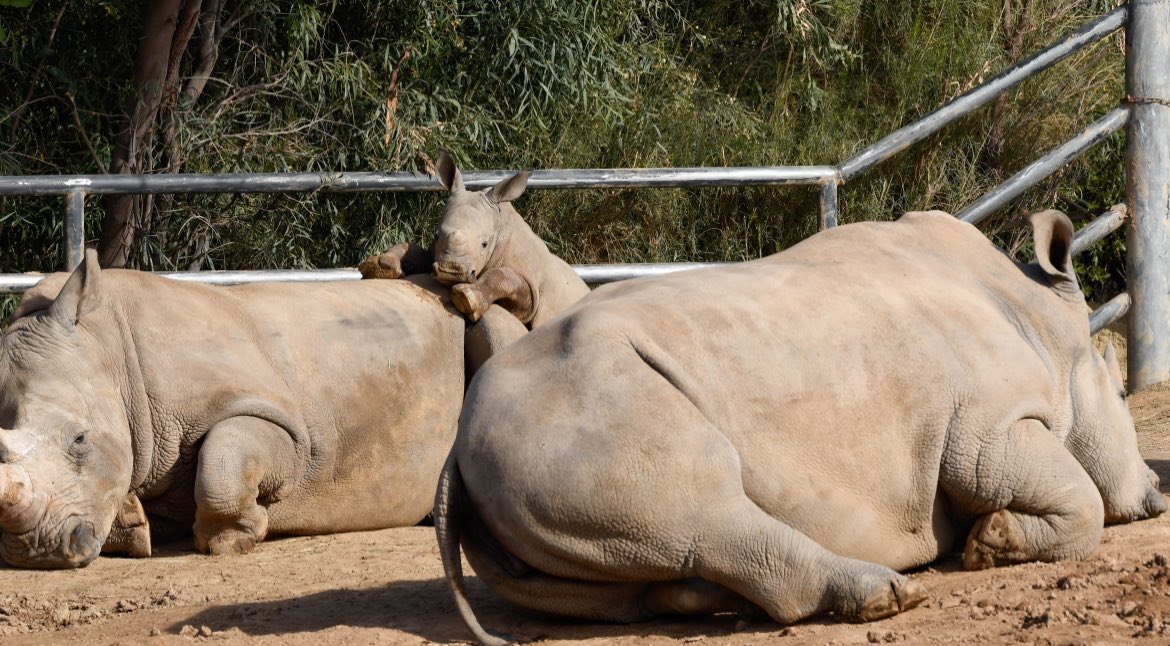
<box><xmin>942</xmin><ymin>418</ymin><xmax>1105</xmax><ymax>570</ymax></box>
<box><xmin>193</xmin><ymin>417</ymin><xmax>299</xmax><ymax>555</ymax></box>
<box><xmin>459</xmin><ymin>495</ymin><xmax>758</xmax><ymax>624</ymax></box>
<box><xmin>682</xmin><ymin>498</ymin><xmax>928</xmax><ymax>624</ymax></box>
<box><xmin>451</xmin><ymin>267</ymin><xmax>535</xmax><ymax>325</ymax></box>
<box><xmin>100</xmin><ymin>492</ymin><xmax>152</xmax><ymax>558</ymax></box>
<box><xmin>358</xmin><ymin>242</ymin><xmax>433</xmax><ymax>279</ymax></box>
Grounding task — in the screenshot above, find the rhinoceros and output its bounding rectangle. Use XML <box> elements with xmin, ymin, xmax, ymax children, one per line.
<box><xmin>0</xmin><ymin>249</ymin><xmax>472</xmax><ymax>568</ymax></box>
<box><xmin>360</xmin><ymin>151</ymin><xmax>589</xmax><ymax>329</ymax></box>
<box><xmin>436</xmin><ymin>209</ymin><xmax>1166</xmax><ymax>643</ymax></box>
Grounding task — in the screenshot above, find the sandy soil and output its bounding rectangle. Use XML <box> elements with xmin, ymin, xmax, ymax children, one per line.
<box><xmin>3</xmin><ymin>387</ymin><xmax>1170</xmax><ymax>646</ymax></box>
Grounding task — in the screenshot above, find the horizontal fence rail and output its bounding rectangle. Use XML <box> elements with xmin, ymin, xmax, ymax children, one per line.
<box><xmin>0</xmin><ymin>262</ymin><xmax>727</xmax><ymax>294</ymax></box>
<box><xmin>839</xmin><ymin>5</ymin><xmax>1128</xmax><ymax>179</ymax></box>
<box><xmin>0</xmin><ymin>5</ymin><xmax>1145</xmax><ymax>361</ymax></box>
<box><xmin>0</xmin><ymin>166</ymin><xmax>840</xmax><ymax>196</ymax></box>
<box><xmin>1090</xmin><ymin>292</ymin><xmax>1132</xmax><ymax>335</ymax></box>
<box><xmin>957</xmin><ymin>108</ymin><xmax>1130</xmax><ymax>225</ymax></box>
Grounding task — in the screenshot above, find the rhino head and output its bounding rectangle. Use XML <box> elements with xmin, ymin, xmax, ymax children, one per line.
<box><xmin>0</xmin><ymin>250</ymin><xmax>132</xmax><ymax>568</ymax></box>
<box><xmin>1028</xmin><ymin>209</ymin><xmax>1166</xmax><ymax>524</ymax></box>
<box><xmin>430</xmin><ymin>150</ymin><xmax>531</xmax><ymax>286</ymax></box>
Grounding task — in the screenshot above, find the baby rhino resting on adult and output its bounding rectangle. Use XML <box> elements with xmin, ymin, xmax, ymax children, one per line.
<box><xmin>359</xmin><ymin>151</ymin><xmax>589</xmax><ymax>332</ymax></box>
<box><xmin>437</xmin><ymin>209</ymin><xmax>1165</xmax><ymax>644</ymax></box>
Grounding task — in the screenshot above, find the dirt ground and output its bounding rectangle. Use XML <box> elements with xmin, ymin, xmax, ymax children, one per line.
<box><xmin>3</xmin><ymin>379</ymin><xmax>1170</xmax><ymax>645</ymax></box>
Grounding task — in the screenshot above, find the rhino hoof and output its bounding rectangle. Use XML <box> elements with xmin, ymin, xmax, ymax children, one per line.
<box><xmin>856</xmin><ymin>577</ymin><xmax>928</xmax><ymax>622</ymax></box>
<box><xmin>963</xmin><ymin>509</ymin><xmax>1028</xmax><ymax>570</ymax></box>
<box><xmin>208</xmin><ymin>535</ymin><xmax>257</xmax><ymax>556</ymax></box>
<box><xmin>452</xmin><ymin>284</ymin><xmax>486</xmax><ymax>321</ymax></box>
<box><xmin>358</xmin><ymin>254</ymin><xmax>403</xmax><ymax>280</ymax></box>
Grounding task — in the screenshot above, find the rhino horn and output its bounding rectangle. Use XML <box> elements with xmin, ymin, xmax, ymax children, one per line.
<box><xmin>436</xmin><ymin>150</ymin><xmax>465</xmax><ymax>194</ymax></box>
<box><xmin>49</xmin><ymin>248</ymin><xmax>103</xmax><ymax>325</ymax></box>
<box><xmin>0</xmin><ymin>461</ymin><xmax>37</xmax><ymax>534</ymax></box>
<box><xmin>0</xmin><ymin>427</ymin><xmax>37</xmax><ymax>464</ymax></box>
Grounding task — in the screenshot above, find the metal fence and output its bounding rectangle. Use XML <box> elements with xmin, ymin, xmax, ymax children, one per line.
<box><xmin>0</xmin><ymin>4</ymin><xmax>1166</xmax><ymax>389</ymax></box>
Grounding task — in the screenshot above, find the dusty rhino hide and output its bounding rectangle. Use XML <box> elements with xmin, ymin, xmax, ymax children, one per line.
<box><xmin>437</xmin><ymin>209</ymin><xmax>1166</xmax><ymax>643</ymax></box>
<box><xmin>0</xmin><ymin>250</ymin><xmax>468</xmax><ymax>568</ymax></box>
<box><xmin>359</xmin><ymin>151</ymin><xmax>589</xmax><ymax>331</ymax></box>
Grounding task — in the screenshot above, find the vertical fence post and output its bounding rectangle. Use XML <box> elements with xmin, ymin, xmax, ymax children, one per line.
<box><xmin>64</xmin><ymin>190</ymin><xmax>84</xmax><ymax>271</ymax></box>
<box><xmin>818</xmin><ymin>180</ymin><xmax>839</xmax><ymax>230</ymax></box>
<box><xmin>1125</xmin><ymin>0</ymin><xmax>1170</xmax><ymax>392</ymax></box>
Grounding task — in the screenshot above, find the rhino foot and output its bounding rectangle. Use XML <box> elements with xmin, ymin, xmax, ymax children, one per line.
<box><xmin>855</xmin><ymin>576</ymin><xmax>928</xmax><ymax>622</ymax></box>
<box><xmin>101</xmin><ymin>492</ymin><xmax>152</xmax><ymax>558</ymax></box>
<box><xmin>962</xmin><ymin>509</ymin><xmax>1029</xmax><ymax>570</ymax></box>
<box><xmin>452</xmin><ymin>283</ymin><xmax>488</xmax><ymax>322</ymax></box>
<box><xmin>358</xmin><ymin>253</ymin><xmax>404</xmax><ymax>280</ymax></box>
<box><xmin>195</xmin><ymin>528</ymin><xmax>259</xmax><ymax>556</ymax></box>
<box><xmin>829</xmin><ymin>562</ymin><xmax>928</xmax><ymax>623</ymax></box>
<box><xmin>193</xmin><ymin>505</ymin><xmax>268</xmax><ymax>557</ymax></box>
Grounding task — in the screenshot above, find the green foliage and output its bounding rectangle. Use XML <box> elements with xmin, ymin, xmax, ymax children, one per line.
<box><xmin>0</xmin><ymin>0</ymin><xmax>1132</xmax><ymax>290</ymax></box>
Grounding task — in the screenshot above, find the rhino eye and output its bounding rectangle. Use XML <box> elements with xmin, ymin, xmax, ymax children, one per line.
<box><xmin>481</xmin><ymin>241</ymin><xmax>488</xmax><ymax>249</ymax></box>
<box><xmin>73</xmin><ymin>432</ymin><xmax>86</xmax><ymax>445</ymax></box>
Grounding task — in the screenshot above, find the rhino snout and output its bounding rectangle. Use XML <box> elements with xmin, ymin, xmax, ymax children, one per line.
<box><xmin>62</xmin><ymin>520</ymin><xmax>102</xmax><ymax>568</ymax></box>
<box><xmin>1</xmin><ymin>517</ymin><xmax>102</xmax><ymax>569</ymax></box>
<box><xmin>433</xmin><ymin>261</ymin><xmax>477</xmax><ymax>286</ymax></box>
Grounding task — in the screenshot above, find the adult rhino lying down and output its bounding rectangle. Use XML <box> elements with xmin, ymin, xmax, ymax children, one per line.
<box><xmin>0</xmin><ymin>250</ymin><xmax>469</xmax><ymax>568</ymax></box>
<box><xmin>437</xmin><ymin>209</ymin><xmax>1166</xmax><ymax>643</ymax></box>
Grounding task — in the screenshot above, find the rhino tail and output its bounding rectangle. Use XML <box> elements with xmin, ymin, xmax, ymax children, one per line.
<box><xmin>434</xmin><ymin>451</ymin><xmax>513</xmax><ymax>646</ymax></box>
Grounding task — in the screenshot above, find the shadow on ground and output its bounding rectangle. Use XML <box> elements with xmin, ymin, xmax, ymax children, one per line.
<box><xmin>167</xmin><ymin>576</ymin><xmax>771</xmax><ymax>643</ymax></box>
<box><xmin>1148</xmin><ymin>459</ymin><xmax>1170</xmax><ymax>494</ymax></box>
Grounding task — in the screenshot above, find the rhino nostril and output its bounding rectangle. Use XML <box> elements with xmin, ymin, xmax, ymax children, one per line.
<box><xmin>66</xmin><ymin>521</ymin><xmax>100</xmax><ymax>567</ymax></box>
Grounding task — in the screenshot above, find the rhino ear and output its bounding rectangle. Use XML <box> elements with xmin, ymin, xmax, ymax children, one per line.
<box><xmin>487</xmin><ymin>170</ymin><xmax>530</xmax><ymax>205</ymax></box>
<box><xmin>435</xmin><ymin>150</ymin><xmax>464</xmax><ymax>194</ymax></box>
<box><xmin>1028</xmin><ymin>209</ymin><xmax>1081</xmax><ymax>301</ymax></box>
<box><xmin>49</xmin><ymin>248</ymin><xmax>103</xmax><ymax>325</ymax></box>
<box><xmin>1104</xmin><ymin>342</ymin><xmax>1124</xmax><ymax>390</ymax></box>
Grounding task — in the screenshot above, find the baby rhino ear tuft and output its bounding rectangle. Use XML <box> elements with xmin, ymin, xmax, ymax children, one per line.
<box><xmin>1028</xmin><ymin>209</ymin><xmax>1081</xmax><ymax>302</ymax></box>
<box><xmin>49</xmin><ymin>248</ymin><xmax>103</xmax><ymax>326</ymax></box>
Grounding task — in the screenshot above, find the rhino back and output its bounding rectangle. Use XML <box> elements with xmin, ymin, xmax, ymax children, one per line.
<box><xmin>101</xmin><ymin>273</ymin><xmax>464</xmax><ymax>530</ymax></box>
<box><xmin>463</xmin><ymin>211</ymin><xmax>1079</xmax><ymax>567</ymax></box>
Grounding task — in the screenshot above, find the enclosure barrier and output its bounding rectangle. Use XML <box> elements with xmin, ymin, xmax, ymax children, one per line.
<box><xmin>0</xmin><ymin>4</ymin><xmax>1165</xmax><ymax>389</ymax></box>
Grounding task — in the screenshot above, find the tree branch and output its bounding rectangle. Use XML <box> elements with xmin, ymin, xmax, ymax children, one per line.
<box><xmin>9</xmin><ymin>0</ymin><xmax>69</xmax><ymax>136</ymax></box>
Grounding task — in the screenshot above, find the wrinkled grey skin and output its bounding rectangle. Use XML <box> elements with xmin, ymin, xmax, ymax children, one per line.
<box><xmin>0</xmin><ymin>250</ymin><xmax>465</xmax><ymax>568</ymax></box>
<box><xmin>360</xmin><ymin>151</ymin><xmax>589</xmax><ymax>329</ymax></box>
<box><xmin>437</xmin><ymin>210</ymin><xmax>1166</xmax><ymax>644</ymax></box>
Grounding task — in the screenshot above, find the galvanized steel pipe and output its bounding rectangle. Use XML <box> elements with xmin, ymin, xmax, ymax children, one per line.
<box><xmin>1090</xmin><ymin>292</ymin><xmax>1132</xmax><ymax>336</ymax></box>
<box><xmin>839</xmin><ymin>6</ymin><xmax>1127</xmax><ymax>180</ymax></box>
<box><xmin>64</xmin><ymin>190</ymin><xmax>84</xmax><ymax>271</ymax></box>
<box><xmin>0</xmin><ymin>166</ymin><xmax>839</xmax><ymax>197</ymax></box>
<box><xmin>0</xmin><ymin>262</ymin><xmax>730</xmax><ymax>295</ymax></box>
<box><xmin>1069</xmin><ymin>205</ymin><xmax>1127</xmax><ymax>257</ymax></box>
<box><xmin>1125</xmin><ymin>0</ymin><xmax>1170</xmax><ymax>391</ymax></box>
<box><xmin>957</xmin><ymin>107</ymin><xmax>1129</xmax><ymax>225</ymax></box>
<box><xmin>819</xmin><ymin>181</ymin><xmax>839</xmax><ymax>229</ymax></box>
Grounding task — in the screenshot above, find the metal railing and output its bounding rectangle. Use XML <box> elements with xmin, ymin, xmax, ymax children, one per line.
<box><xmin>0</xmin><ymin>4</ymin><xmax>1166</xmax><ymax>388</ymax></box>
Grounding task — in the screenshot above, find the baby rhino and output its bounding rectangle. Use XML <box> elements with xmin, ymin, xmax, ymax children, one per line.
<box><xmin>360</xmin><ymin>151</ymin><xmax>589</xmax><ymax>330</ymax></box>
<box><xmin>437</xmin><ymin>209</ymin><xmax>1165</xmax><ymax>643</ymax></box>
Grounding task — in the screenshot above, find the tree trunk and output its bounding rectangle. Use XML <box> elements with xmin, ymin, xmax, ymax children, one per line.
<box><xmin>97</xmin><ymin>0</ymin><xmax>184</xmax><ymax>268</ymax></box>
